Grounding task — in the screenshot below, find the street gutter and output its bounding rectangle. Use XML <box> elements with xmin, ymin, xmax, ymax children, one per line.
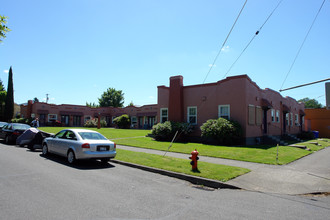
<box><xmin>112</xmin><ymin>159</ymin><xmax>241</xmax><ymax>190</ymax></box>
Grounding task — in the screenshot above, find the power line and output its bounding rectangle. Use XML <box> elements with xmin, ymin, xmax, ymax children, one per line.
<box><xmin>280</xmin><ymin>0</ymin><xmax>326</xmax><ymax>90</ymax></box>
<box><xmin>279</xmin><ymin>78</ymin><xmax>330</xmax><ymax>92</ymax></box>
<box><xmin>222</xmin><ymin>0</ymin><xmax>283</xmax><ymax>79</ymax></box>
<box><xmin>202</xmin><ymin>0</ymin><xmax>248</xmax><ymax>84</ymax></box>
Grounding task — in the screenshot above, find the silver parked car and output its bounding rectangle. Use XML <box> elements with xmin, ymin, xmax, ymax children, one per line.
<box><xmin>42</xmin><ymin>129</ymin><xmax>116</xmax><ymax>164</ymax></box>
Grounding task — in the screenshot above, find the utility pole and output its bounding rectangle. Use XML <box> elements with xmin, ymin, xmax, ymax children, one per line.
<box><xmin>46</xmin><ymin>94</ymin><xmax>49</xmax><ymax>103</ymax></box>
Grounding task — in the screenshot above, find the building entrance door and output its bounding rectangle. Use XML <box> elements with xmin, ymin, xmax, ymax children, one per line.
<box><xmin>263</xmin><ymin>110</ymin><xmax>267</xmax><ymax>134</ymax></box>
<box><xmin>61</xmin><ymin>115</ymin><xmax>70</xmax><ymax>126</ymax></box>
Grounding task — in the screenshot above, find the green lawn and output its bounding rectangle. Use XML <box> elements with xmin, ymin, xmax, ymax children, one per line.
<box><xmin>39</xmin><ymin>127</ymin><xmax>329</xmax><ymax>165</ymax></box>
<box><xmin>116</xmin><ymin>149</ymin><xmax>250</xmax><ymax>182</ymax></box>
<box><xmin>40</xmin><ymin>127</ymin><xmax>150</xmax><ymax>139</ymax></box>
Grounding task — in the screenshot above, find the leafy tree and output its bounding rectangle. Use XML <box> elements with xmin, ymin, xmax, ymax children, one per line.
<box><xmin>98</xmin><ymin>88</ymin><xmax>124</xmax><ymax>107</ymax></box>
<box><xmin>0</xmin><ymin>15</ymin><xmax>11</xmax><ymax>42</ymax></box>
<box><xmin>0</xmin><ymin>79</ymin><xmax>6</xmax><ymax>120</ymax></box>
<box><xmin>298</xmin><ymin>97</ymin><xmax>323</xmax><ymax>109</ymax></box>
<box><xmin>33</xmin><ymin>97</ymin><xmax>39</xmax><ymax>103</ymax></box>
<box><xmin>4</xmin><ymin>66</ymin><xmax>14</xmax><ymax>122</ymax></box>
<box><xmin>128</xmin><ymin>101</ymin><xmax>134</xmax><ymax>107</ymax></box>
<box><xmin>86</xmin><ymin>102</ymin><xmax>99</xmax><ymax>108</ymax></box>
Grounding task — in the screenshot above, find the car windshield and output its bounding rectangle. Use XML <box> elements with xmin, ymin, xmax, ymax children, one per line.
<box><xmin>78</xmin><ymin>132</ymin><xmax>107</xmax><ymax>140</ymax></box>
<box><xmin>12</xmin><ymin>124</ymin><xmax>30</xmax><ymax>130</ymax></box>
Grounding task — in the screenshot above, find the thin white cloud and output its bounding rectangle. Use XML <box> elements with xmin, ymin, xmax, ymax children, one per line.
<box><xmin>3</xmin><ymin>70</ymin><xmax>9</xmax><ymax>74</ymax></box>
<box><xmin>221</xmin><ymin>45</ymin><xmax>230</xmax><ymax>52</ymax></box>
<box><xmin>208</xmin><ymin>64</ymin><xmax>216</xmax><ymax>67</ymax></box>
<box><xmin>148</xmin><ymin>96</ymin><xmax>154</xmax><ymax>99</ymax></box>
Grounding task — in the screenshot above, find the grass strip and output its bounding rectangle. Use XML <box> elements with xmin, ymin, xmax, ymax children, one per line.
<box><xmin>115</xmin><ymin>149</ymin><xmax>250</xmax><ymax>182</ymax></box>
<box><xmin>40</xmin><ymin>127</ymin><xmax>329</xmax><ymax>165</ymax></box>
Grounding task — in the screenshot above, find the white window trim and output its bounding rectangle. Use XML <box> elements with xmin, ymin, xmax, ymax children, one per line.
<box><xmin>218</xmin><ymin>105</ymin><xmax>230</xmax><ymax>120</ymax></box>
<box><xmin>48</xmin><ymin>114</ymin><xmax>57</xmax><ymax>122</ymax></box>
<box><xmin>276</xmin><ymin>110</ymin><xmax>280</xmax><ymax>123</ymax></box>
<box><xmin>295</xmin><ymin>114</ymin><xmax>299</xmax><ymax>126</ymax></box>
<box><xmin>271</xmin><ymin>109</ymin><xmax>275</xmax><ymax>122</ymax></box>
<box><xmin>160</xmin><ymin>108</ymin><xmax>168</xmax><ymax>123</ymax></box>
<box><xmin>290</xmin><ymin>113</ymin><xmax>293</xmax><ymax>127</ymax></box>
<box><xmin>187</xmin><ymin>106</ymin><xmax>197</xmax><ymax>125</ymax></box>
<box><xmin>131</xmin><ymin>116</ymin><xmax>137</xmax><ymax>125</ymax></box>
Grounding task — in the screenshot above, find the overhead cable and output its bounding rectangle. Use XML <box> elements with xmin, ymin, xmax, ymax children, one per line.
<box><xmin>222</xmin><ymin>0</ymin><xmax>283</xmax><ymax>79</ymax></box>
<box><xmin>202</xmin><ymin>0</ymin><xmax>248</xmax><ymax>84</ymax></box>
<box><xmin>280</xmin><ymin>0</ymin><xmax>326</xmax><ymax>90</ymax></box>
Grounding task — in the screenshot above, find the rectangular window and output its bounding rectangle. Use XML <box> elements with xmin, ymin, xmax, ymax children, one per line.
<box><xmin>276</xmin><ymin>110</ymin><xmax>280</xmax><ymax>123</ymax></box>
<box><xmin>187</xmin><ymin>106</ymin><xmax>197</xmax><ymax>125</ymax></box>
<box><xmin>131</xmin><ymin>116</ymin><xmax>137</xmax><ymax>125</ymax></box>
<box><xmin>160</xmin><ymin>108</ymin><xmax>168</xmax><ymax>123</ymax></box>
<box><xmin>218</xmin><ymin>105</ymin><xmax>230</xmax><ymax>120</ymax></box>
<box><xmin>295</xmin><ymin>114</ymin><xmax>299</xmax><ymax>126</ymax></box>
<box><xmin>271</xmin><ymin>109</ymin><xmax>275</xmax><ymax>122</ymax></box>
<box><xmin>290</xmin><ymin>113</ymin><xmax>293</xmax><ymax>127</ymax></box>
<box><xmin>256</xmin><ymin>106</ymin><xmax>262</xmax><ymax>125</ymax></box>
<box><xmin>112</xmin><ymin>116</ymin><xmax>116</xmax><ymax>123</ymax></box>
<box><xmin>248</xmin><ymin>105</ymin><xmax>255</xmax><ymax>125</ymax></box>
<box><xmin>48</xmin><ymin>114</ymin><xmax>57</xmax><ymax>122</ymax></box>
<box><xmin>302</xmin><ymin>116</ymin><xmax>305</xmax><ymax>125</ymax></box>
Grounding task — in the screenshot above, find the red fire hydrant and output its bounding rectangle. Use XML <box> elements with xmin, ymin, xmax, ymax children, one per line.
<box><xmin>189</xmin><ymin>149</ymin><xmax>199</xmax><ymax>171</ymax></box>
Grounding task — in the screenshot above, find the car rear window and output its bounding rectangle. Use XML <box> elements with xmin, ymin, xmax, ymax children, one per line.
<box><xmin>12</xmin><ymin>124</ymin><xmax>30</xmax><ymax>130</ymax></box>
<box><xmin>78</xmin><ymin>132</ymin><xmax>107</xmax><ymax>140</ymax></box>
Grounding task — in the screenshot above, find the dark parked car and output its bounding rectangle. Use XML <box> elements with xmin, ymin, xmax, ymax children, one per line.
<box><xmin>0</xmin><ymin>123</ymin><xmax>31</xmax><ymax>144</ymax></box>
<box><xmin>0</xmin><ymin>121</ymin><xmax>7</xmax><ymax>128</ymax></box>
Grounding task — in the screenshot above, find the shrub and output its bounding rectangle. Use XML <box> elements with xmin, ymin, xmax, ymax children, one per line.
<box><xmin>113</xmin><ymin>114</ymin><xmax>130</xmax><ymax>129</ymax></box>
<box><xmin>297</xmin><ymin>131</ymin><xmax>315</xmax><ymax>140</ymax></box>
<box><xmin>151</xmin><ymin>121</ymin><xmax>193</xmax><ymax>141</ymax></box>
<box><xmin>84</xmin><ymin>118</ymin><xmax>107</xmax><ymax>128</ymax></box>
<box><xmin>200</xmin><ymin>118</ymin><xmax>242</xmax><ymax>145</ymax></box>
<box><xmin>11</xmin><ymin>117</ymin><xmax>32</xmax><ymax>125</ymax></box>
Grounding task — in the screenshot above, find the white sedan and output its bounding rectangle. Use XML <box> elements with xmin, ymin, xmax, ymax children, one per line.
<box><xmin>42</xmin><ymin>129</ymin><xmax>116</xmax><ymax>164</ymax></box>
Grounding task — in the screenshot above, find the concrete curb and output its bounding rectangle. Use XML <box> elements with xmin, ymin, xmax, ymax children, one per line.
<box><xmin>112</xmin><ymin>159</ymin><xmax>241</xmax><ymax>190</ymax></box>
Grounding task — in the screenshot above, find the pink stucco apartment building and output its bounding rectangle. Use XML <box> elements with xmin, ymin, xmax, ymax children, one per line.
<box><xmin>158</xmin><ymin>75</ymin><xmax>305</xmax><ymax>144</ymax></box>
<box><xmin>20</xmin><ymin>101</ymin><xmax>158</xmax><ymax>129</ymax></box>
<box><xmin>20</xmin><ymin>74</ymin><xmax>305</xmax><ymax>144</ymax></box>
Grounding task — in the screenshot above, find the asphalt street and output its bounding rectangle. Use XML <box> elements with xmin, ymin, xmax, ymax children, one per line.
<box><xmin>1</xmin><ymin>143</ymin><xmax>330</xmax><ymax>220</ymax></box>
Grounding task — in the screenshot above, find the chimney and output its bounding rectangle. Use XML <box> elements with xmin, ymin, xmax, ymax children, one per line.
<box><xmin>27</xmin><ymin>100</ymin><xmax>33</xmax><ymax>118</ymax></box>
<box><xmin>168</xmin><ymin>75</ymin><xmax>184</xmax><ymax>122</ymax></box>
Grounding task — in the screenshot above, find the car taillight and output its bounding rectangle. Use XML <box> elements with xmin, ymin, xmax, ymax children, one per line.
<box><xmin>82</xmin><ymin>143</ymin><xmax>90</xmax><ymax>149</ymax></box>
<box><xmin>114</xmin><ymin>143</ymin><xmax>116</xmax><ymax>149</ymax></box>
<box><xmin>13</xmin><ymin>131</ymin><xmax>20</xmax><ymax>136</ymax></box>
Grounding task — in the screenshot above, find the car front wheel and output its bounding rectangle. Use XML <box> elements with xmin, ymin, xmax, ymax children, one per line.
<box><xmin>42</xmin><ymin>144</ymin><xmax>48</xmax><ymax>155</ymax></box>
<box><xmin>67</xmin><ymin>150</ymin><xmax>76</xmax><ymax>164</ymax></box>
<box><xmin>5</xmin><ymin>136</ymin><xmax>10</xmax><ymax>144</ymax></box>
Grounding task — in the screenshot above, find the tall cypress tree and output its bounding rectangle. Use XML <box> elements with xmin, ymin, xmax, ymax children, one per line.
<box><xmin>4</xmin><ymin>66</ymin><xmax>14</xmax><ymax>122</ymax></box>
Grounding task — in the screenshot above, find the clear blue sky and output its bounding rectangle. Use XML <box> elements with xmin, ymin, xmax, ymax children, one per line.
<box><xmin>1</xmin><ymin>0</ymin><xmax>329</xmax><ymax>106</ymax></box>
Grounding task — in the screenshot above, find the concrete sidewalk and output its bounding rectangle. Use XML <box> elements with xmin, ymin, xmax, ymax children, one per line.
<box><xmin>117</xmin><ymin>145</ymin><xmax>330</xmax><ymax>195</ymax></box>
